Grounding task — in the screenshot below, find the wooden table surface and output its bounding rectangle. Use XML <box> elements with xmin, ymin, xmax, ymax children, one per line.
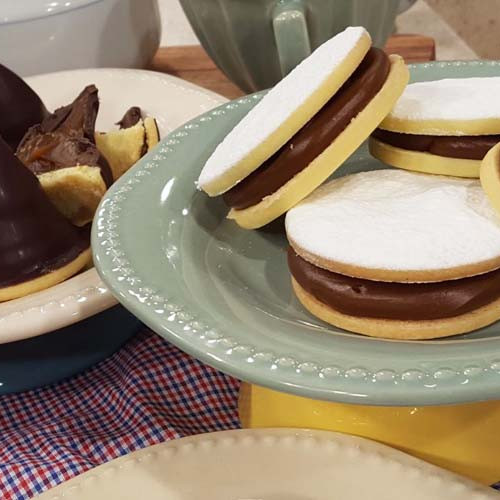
<box><xmin>151</xmin><ymin>34</ymin><xmax>436</xmax><ymax>99</ymax></box>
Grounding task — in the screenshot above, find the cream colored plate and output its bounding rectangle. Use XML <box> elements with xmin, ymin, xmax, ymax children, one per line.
<box><xmin>34</xmin><ymin>428</ymin><xmax>497</xmax><ymax>500</ymax></box>
<box><xmin>0</xmin><ymin>68</ymin><xmax>225</xmax><ymax>344</ymax></box>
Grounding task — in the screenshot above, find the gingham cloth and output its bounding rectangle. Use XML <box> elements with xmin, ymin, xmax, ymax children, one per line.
<box><xmin>0</xmin><ymin>330</ymin><xmax>499</xmax><ymax>500</ymax></box>
<box><xmin>0</xmin><ymin>329</ymin><xmax>240</xmax><ymax>500</ymax></box>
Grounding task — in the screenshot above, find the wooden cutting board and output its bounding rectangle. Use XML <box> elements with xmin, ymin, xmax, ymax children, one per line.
<box><xmin>151</xmin><ymin>34</ymin><xmax>435</xmax><ymax>100</ymax></box>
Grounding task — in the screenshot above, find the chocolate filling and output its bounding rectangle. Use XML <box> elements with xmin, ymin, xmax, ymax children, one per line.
<box><xmin>288</xmin><ymin>247</ymin><xmax>500</xmax><ymax>321</ymax></box>
<box><xmin>223</xmin><ymin>48</ymin><xmax>390</xmax><ymax>210</ymax></box>
<box><xmin>16</xmin><ymin>85</ymin><xmax>113</xmax><ymax>188</ymax></box>
<box><xmin>0</xmin><ymin>63</ymin><xmax>49</xmax><ymax>151</ymax></box>
<box><xmin>372</xmin><ymin>129</ymin><xmax>500</xmax><ymax>160</ymax></box>
<box><xmin>0</xmin><ymin>137</ymin><xmax>89</xmax><ymax>288</ymax></box>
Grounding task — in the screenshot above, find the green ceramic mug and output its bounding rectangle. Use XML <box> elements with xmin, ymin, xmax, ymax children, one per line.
<box><xmin>179</xmin><ymin>0</ymin><xmax>416</xmax><ymax>92</ymax></box>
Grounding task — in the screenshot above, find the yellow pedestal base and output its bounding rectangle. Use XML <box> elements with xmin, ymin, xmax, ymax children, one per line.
<box><xmin>239</xmin><ymin>383</ymin><xmax>500</xmax><ymax>485</ymax></box>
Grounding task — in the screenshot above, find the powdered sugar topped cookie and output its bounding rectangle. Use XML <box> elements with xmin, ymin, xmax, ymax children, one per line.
<box><xmin>286</xmin><ymin>169</ymin><xmax>500</xmax><ymax>282</ymax></box>
<box><xmin>380</xmin><ymin>77</ymin><xmax>500</xmax><ymax>135</ymax></box>
<box><xmin>198</xmin><ymin>27</ymin><xmax>371</xmax><ymax>196</ymax></box>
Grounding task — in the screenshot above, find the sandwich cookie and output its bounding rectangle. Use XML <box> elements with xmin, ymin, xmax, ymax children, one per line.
<box><xmin>0</xmin><ymin>137</ymin><xmax>91</xmax><ymax>302</ymax></box>
<box><xmin>285</xmin><ymin>169</ymin><xmax>500</xmax><ymax>339</ymax></box>
<box><xmin>481</xmin><ymin>141</ymin><xmax>500</xmax><ymax>216</ymax></box>
<box><xmin>17</xmin><ymin>85</ymin><xmax>113</xmax><ymax>226</ymax></box>
<box><xmin>371</xmin><ymin>77</ymin><xmax>500</xmax><ymax>178</ymax></box>
<box><xmin>198</xmin><ymin>26</ymin><xmax>409</xmax><ymax>229</ymax></box>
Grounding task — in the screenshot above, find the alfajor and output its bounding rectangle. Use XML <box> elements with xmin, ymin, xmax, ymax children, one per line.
<box><xmin>197</xmin><ymin>26</ymin><xmax>409</xmax><ymax>229</ymax></box>
<box><xmin>286</xmin><ymin>169</ymin><xmax>500</xmax><ymax>340</ymax></box>
<box><xmin>371</xmin><ymin>77</ymin><xmax>500</xmax><ymax>178</ymax></box>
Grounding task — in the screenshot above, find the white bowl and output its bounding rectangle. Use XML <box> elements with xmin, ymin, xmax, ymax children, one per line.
<box><xmin>0</xmin><ymin>0</ymin><xmax>162</xmax><ymax>76</ymax></box>
<box><xmin>0</xmin><ymin>67</ymin><xmax>225</xmax><ymax>344</ymax></box>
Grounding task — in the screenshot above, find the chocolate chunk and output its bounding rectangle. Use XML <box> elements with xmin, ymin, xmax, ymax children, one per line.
<box><xmin>117</xmin><ymin>107</ymin><xmax>143</xmax><ymax>129</ymax></box>
<box><xmin>40</xmin><ymin>85</ymin><xmax>99</xmax><ymax>142</ymax></box>
<box><xmin>0</xmin><ymin>63</ymin><xmax>49</xmax><ymax>151</ymax></box>
<box><xmin>17</xmin><ymin>131</ymin><xmax>110</xmax><ymax>181</ymax></box>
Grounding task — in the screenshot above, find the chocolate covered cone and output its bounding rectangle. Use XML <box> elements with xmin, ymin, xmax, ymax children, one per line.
<box><xmin>0</xmin><ymin>136</ymin><xmax>90</xmax><ymax>301</ymax></box>
<box><xmin>0</xmin><ymin>63</ymin><xmax>49</xmax><ymax>150</ymax></box>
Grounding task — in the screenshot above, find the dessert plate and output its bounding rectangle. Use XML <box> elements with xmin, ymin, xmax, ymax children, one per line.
<box><xmin>35</xmin><ymin>428</ymin><xmax>496</xmax><ymax>499</ymax></box>
<box><xmin>94</xmin><ymin>61</ymin><xmax>500</xmax><ymax>406</ymax></box>
<box><xmin>0</xmin><ymin>68</ymin><xmax>225</xmax><ymax>344</ymax></box>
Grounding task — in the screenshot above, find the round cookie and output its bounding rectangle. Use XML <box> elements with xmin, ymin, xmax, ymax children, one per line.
<box><xmin>198</xmin><ymin>27</ymin><xmax>409</xmax><ymax>229</ymax></box>
<box><xmin>198</xmin><ymin>27</ymin><xmax>371</xmax><ymax>196</ymax></box>
<box><xmin>371</xmin><ymin>78</ymin><xmax>500</xmax><ymax>178</ymax></box>
<box><xmin>380</xmin><ymin>77</ymin><xmax>500</xmax><ymax>135</ymax></box>
<box><xmin>285</xmin><ymin>169</ymin><xmax>500</xmax><ymax>339</ymax></box>
<box><xmin>228</xmin><ymin>54</ymin><xmax>408</xmax><ymax>229</ymax></box>
<box><xmin>286</xmin><ymin>169</ymin><xmax>500</xmax><ymax>282</ymax></box>
<box><xmin>481</xmin><ymin>142</ymin><xmax>500</xmax><ymax>216</ymax></box>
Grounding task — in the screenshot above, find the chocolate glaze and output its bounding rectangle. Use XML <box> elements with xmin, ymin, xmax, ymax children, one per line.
<box><xmin>0</xmin><ymin>136</ymin><xmax>89</xmax><ymax>288</ymax></box>
<box><xmin>288</xmin><ymin>248</ymin><xmax>500</xmax><ymax>321</ymax></box>
<box><xmin>223</xmin><ymin>48</ymin><xmax>390</xmax><ymax>210</ymax></box>
<box><xmin>16</xmin><ymin>85</ymin><xmax>113</xmax><ymax>188</ymax></box>
<box><xmin>40</xmin><ymin>85</ymin><xmax>99</xmax><ymax>142</ymax></box>
<box><xmin>0</xmin><ymin>63</ymin><xmax>49</xmax><ymax>150</ymax></box>
<box><xmin>117</xmin><ymin>107</ymin><xmax>142</xmax><ymax>129</ymax></box>
<box><xmin>372</xmin><ymin>129</ymin><xmax>500</xmax><ymax>160</ymax></box>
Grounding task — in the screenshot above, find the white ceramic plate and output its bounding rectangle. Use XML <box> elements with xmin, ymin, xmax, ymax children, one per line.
<box><xmin>35</xmin><ymin>428</ymin><xmax>497</xmax><ymax>500</ymax></box>
<box><xmin>0</xmin><ymin>68</ymin><xmax>225</xmax><ymax>344</ymax></box>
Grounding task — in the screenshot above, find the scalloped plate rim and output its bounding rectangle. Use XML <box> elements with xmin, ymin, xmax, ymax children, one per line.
<box><xmin>93</xmin><ymin>60</ymin><xmax>500</xmax><ymax>406</ymax></box>
<box><xmin>36</xmin><ymin>428</ymin><xmax>496</xmax><ymax>500</ymax></box>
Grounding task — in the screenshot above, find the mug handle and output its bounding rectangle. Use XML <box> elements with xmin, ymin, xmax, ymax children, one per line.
<box><xmin>272</xmin><ymin>0</ymin><xmax>311</xmax><ymax>78</ymax></box>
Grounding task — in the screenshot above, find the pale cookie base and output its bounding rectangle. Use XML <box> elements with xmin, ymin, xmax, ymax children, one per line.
<box><xmin>0</xmin><ymin>248</ymin><xmax>91</xmax><ymax>302</ymax></box>
<box><xmin>38</xmin><ymin>166</ymin><xmax>107</xmax><ymax>227</ymax></box>
<box><xmin>291</xmin><ymin>277</ymin><xmax>500</xmax><ymax>340</ymax></box>
<box><xmin>200</xmin><ymin>30</ymin><xmax>371</xmax><ymax>196</ymax></box>
<box><xmin>96</xmin><ymin>122</ymin><xmax>145</xmax><ymax>180</ymax></box>
<box><xmin>369</xmin><ymin>138</ymin><xmax>480</xmax><ymax>178</ymax></box>
<box><xmin>480</xmin><ymin>142</ymin><xmax>500</xmax><ymax>217</ymax></box>
<box><xmin>290</xmin><ymin>238</ymin><xmax>500</xmax><ymax>283</ymax></box>
<box><xmin>227</xmin><ymin>56</ymin><xmax>409</xmax><ymax>229</ymax></box>
<box><xmin>144</xmin><ymin>117</ymin><xmax>160</xmax><ymax>150</ymax></box>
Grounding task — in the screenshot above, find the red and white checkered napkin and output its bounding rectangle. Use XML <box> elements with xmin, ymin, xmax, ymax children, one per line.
<box><xmin>0</xmin><ymin>329</ymin><xmax>240</xmax><ymax>500</ymax></box>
